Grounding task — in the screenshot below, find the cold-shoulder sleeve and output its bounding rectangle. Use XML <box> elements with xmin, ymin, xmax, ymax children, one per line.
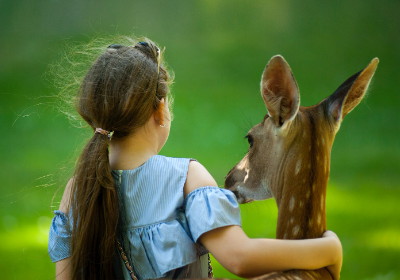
<box><xmin>184</xmin><ymin>187</ymin><xmax>241</xmax><ymax>242</ymax></box>
<box><xmin>48</xmin><ymin>210</ymin><xmax>71</xmax><ymax>262</ymax></box>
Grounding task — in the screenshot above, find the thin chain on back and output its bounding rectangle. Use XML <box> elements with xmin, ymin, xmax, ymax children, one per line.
<box><xmin>117</xmin><ymin>240</ymin><xmax>138</xmax><ymax>280</ymax></box>
<box><xmin>208</xmin><ymin>254</ymin><xmax>214</xmax><ymax>278</ymax></box>
<box><xmin>117</xmin><ymin>240</ymin><xmax>213</xmax><ymax>279</ymax></box>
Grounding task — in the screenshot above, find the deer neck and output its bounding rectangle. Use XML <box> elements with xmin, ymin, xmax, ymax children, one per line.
<box><xmin>274</xmin><ymin>116</ymin><xmax>332</xmax><ymax>240</ymax></box>
<box><xmin>275</xmin><ymin>179</ymin><xmax>328</xmax><ymax>239</ymax></box>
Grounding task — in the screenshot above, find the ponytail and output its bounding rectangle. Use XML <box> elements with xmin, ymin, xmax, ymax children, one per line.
<box><xmin>70</xmin><ymin>133</ymin><xmax>119</xmax><ymax>280</ymax></box>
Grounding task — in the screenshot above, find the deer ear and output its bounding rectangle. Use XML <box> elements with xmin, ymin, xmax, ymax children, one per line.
<box><xmin>261</xmin><ymin>55</ymin><xmax>300</xmax><ymax>127</ymax></box>
<box><xmin>324</xmin><ymin>58</ymin><xmax>379</xmax><ymax>122</ymax></box>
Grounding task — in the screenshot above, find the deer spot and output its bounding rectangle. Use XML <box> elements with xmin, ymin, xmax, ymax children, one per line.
<box><xmin>292</xmin><ymin>225</ymin><xmax>300</xmax><ymax>236</ymax></box>
<box><xmin>289</xmin><ymin>196</ymin><xmax>296</xmax><ymax>212</ymax></box>
<box><xmin>317</xmin><ymin>213</ymin><xmax>322</xmax><ymax>225</ymax></box>
<box><xmin>295</xmin><ymin>159</ymin><xmax>302</xmax><ymax>175</ymax></box>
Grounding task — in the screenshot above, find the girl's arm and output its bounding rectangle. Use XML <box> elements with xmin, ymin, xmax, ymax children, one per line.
<box><xmin>56</xmin><ymin>258</ymin><xmax>71</xmax><ymax>280</ymax></box>
<box><xmin>55</xmin><ymin>179</ymin><xmax>73</xmax><ymax>280</ymax></box>
<box><xmin>199</xmin><ymin>225</ymin><xmax>342</xmax><ymax>279</ymax></box>
<box><xmin>184</xmin><ymin>161</ymin><xmax>342</xmax><ymax>279</ymax></box>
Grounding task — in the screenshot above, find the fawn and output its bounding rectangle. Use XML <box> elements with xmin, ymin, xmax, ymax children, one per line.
<box><xmin>225</xmin><ymin>55</ymin><xmax>378</xmax><ymax>279</ymax></box>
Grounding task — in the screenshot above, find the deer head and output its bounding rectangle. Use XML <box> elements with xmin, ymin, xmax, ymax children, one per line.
<box><xmin>225</xmin><ymin>55</ymin><xmax>378</xmax><ymax>239</ymax></box>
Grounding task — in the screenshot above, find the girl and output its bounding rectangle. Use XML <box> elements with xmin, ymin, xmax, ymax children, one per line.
<box><xmin>48</xmin><ymin>39</ymin><xmax>342</xmax><ymax>280</ymax></box>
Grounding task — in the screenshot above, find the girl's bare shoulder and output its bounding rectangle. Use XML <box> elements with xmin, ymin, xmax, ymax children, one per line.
<box><xmin>59</xmin><ymin>178</ymin><xmax>74</xmax><ymax>213</ymax></box>
<box><xmin>183</xmin><ymin>160</ymin><xmax>218</xmax><ymax>197</ymax></box>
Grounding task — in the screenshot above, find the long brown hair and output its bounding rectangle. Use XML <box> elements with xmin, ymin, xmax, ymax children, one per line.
<box><xmin>68</xmin><ymin>39</ymin><xmax>171</xmax><ymax>279</ymax></box>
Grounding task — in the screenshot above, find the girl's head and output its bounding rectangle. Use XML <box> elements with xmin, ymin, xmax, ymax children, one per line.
<box><xmin>78</xmin><ymin>40</ymin><xmax>172</xmax><ymax>139</ymax></box>
<box><xmin>67</xmin><ymin>38</ymin><xmax>172</xmax><ymax>280</ymax></box>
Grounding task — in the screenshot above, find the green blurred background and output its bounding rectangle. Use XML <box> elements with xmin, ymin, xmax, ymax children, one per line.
<box><xmin>1</xmin><ymin>0</ymin><xmax>399</xmax><ymax>279</ymax></box>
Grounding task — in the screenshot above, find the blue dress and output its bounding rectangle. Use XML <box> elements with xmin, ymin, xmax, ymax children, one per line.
<box><xmin>48</xmin><ymin>155</ymin><xmax>241</xmax><ymax>279</ymax></box>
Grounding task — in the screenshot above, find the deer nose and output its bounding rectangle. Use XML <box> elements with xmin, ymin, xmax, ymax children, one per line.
<box><xmin>224</xmin><ymin>172</ymin><xmax>236</xmax><ymax>191</ymax></box>
<box><xmin>231</xmin><ymin>189</ymin><xmax>240</xmax><ymax>200</ymax></box>
<box><xmin>225</xmin><ymin>168</ymin><xmax>246</xmax><ymax>190</ymax></box>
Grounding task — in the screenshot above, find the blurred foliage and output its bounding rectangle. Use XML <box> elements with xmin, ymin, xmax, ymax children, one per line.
<box><xmin>0</xmin><ymin>0</ymin><xmax>399</xmax><ymax>279</ymax></box>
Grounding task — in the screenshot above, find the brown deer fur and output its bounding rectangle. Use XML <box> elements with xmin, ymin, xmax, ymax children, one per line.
<box><xmin>225</xmin><ymin>55</ymin><xmax>378</xmax><ymax>279</ymax></box>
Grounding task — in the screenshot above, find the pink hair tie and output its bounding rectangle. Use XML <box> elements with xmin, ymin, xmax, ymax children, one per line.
<box><xmin>95</xmin><ymin>128</ymin><xmax>114</xmax><ymax>140</ymax></box>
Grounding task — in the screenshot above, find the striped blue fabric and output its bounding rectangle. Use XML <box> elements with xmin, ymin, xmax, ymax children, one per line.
<box><xmin>184</xmin><ymin>186</ymin><xmax>241</xmax><ymax>242</ymax></box>
<box><xmin>48</xmin><ymin>210</ymin><xmax>71</xmax><ymax>262</ymax></box>
<box><xmin>48</xmin><ymin>155</ymin><xmax>241</xmax><ymax>279</ymax></box>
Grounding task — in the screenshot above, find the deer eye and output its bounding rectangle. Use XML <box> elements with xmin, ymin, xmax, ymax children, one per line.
<box><xmin>245</xmin><ymin>135</ymin><xmax>254</xmax><ymax>148</ymax></box>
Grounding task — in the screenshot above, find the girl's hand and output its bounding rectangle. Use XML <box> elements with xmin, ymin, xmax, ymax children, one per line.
<box><xmin>323</xmin><ymin>230</ymin><xmax>343</xmax><ymax>280</ymax></box>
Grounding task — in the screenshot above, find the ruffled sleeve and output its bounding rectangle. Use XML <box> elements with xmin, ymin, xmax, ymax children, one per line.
<box><xmin>184</xmin><ymin>187</ymin><xmax>241</xmax><ymax>242</ymax></box>
<box><xmin>48</xmin><ymin>210</ymin><xmax>71</xmax><ymax>262</ymax></box>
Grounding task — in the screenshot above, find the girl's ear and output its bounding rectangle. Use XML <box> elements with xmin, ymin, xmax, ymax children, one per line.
<box><xmin>153</xmin><ymin>98</ymin><xmax>165</xmax><ymax>126</ymax></box>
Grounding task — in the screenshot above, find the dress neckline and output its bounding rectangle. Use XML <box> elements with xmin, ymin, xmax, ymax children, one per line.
<box><xmin>112</xmin><ymin>154</ymin><xmax>160</xmax><ymax>172</ymax></box>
